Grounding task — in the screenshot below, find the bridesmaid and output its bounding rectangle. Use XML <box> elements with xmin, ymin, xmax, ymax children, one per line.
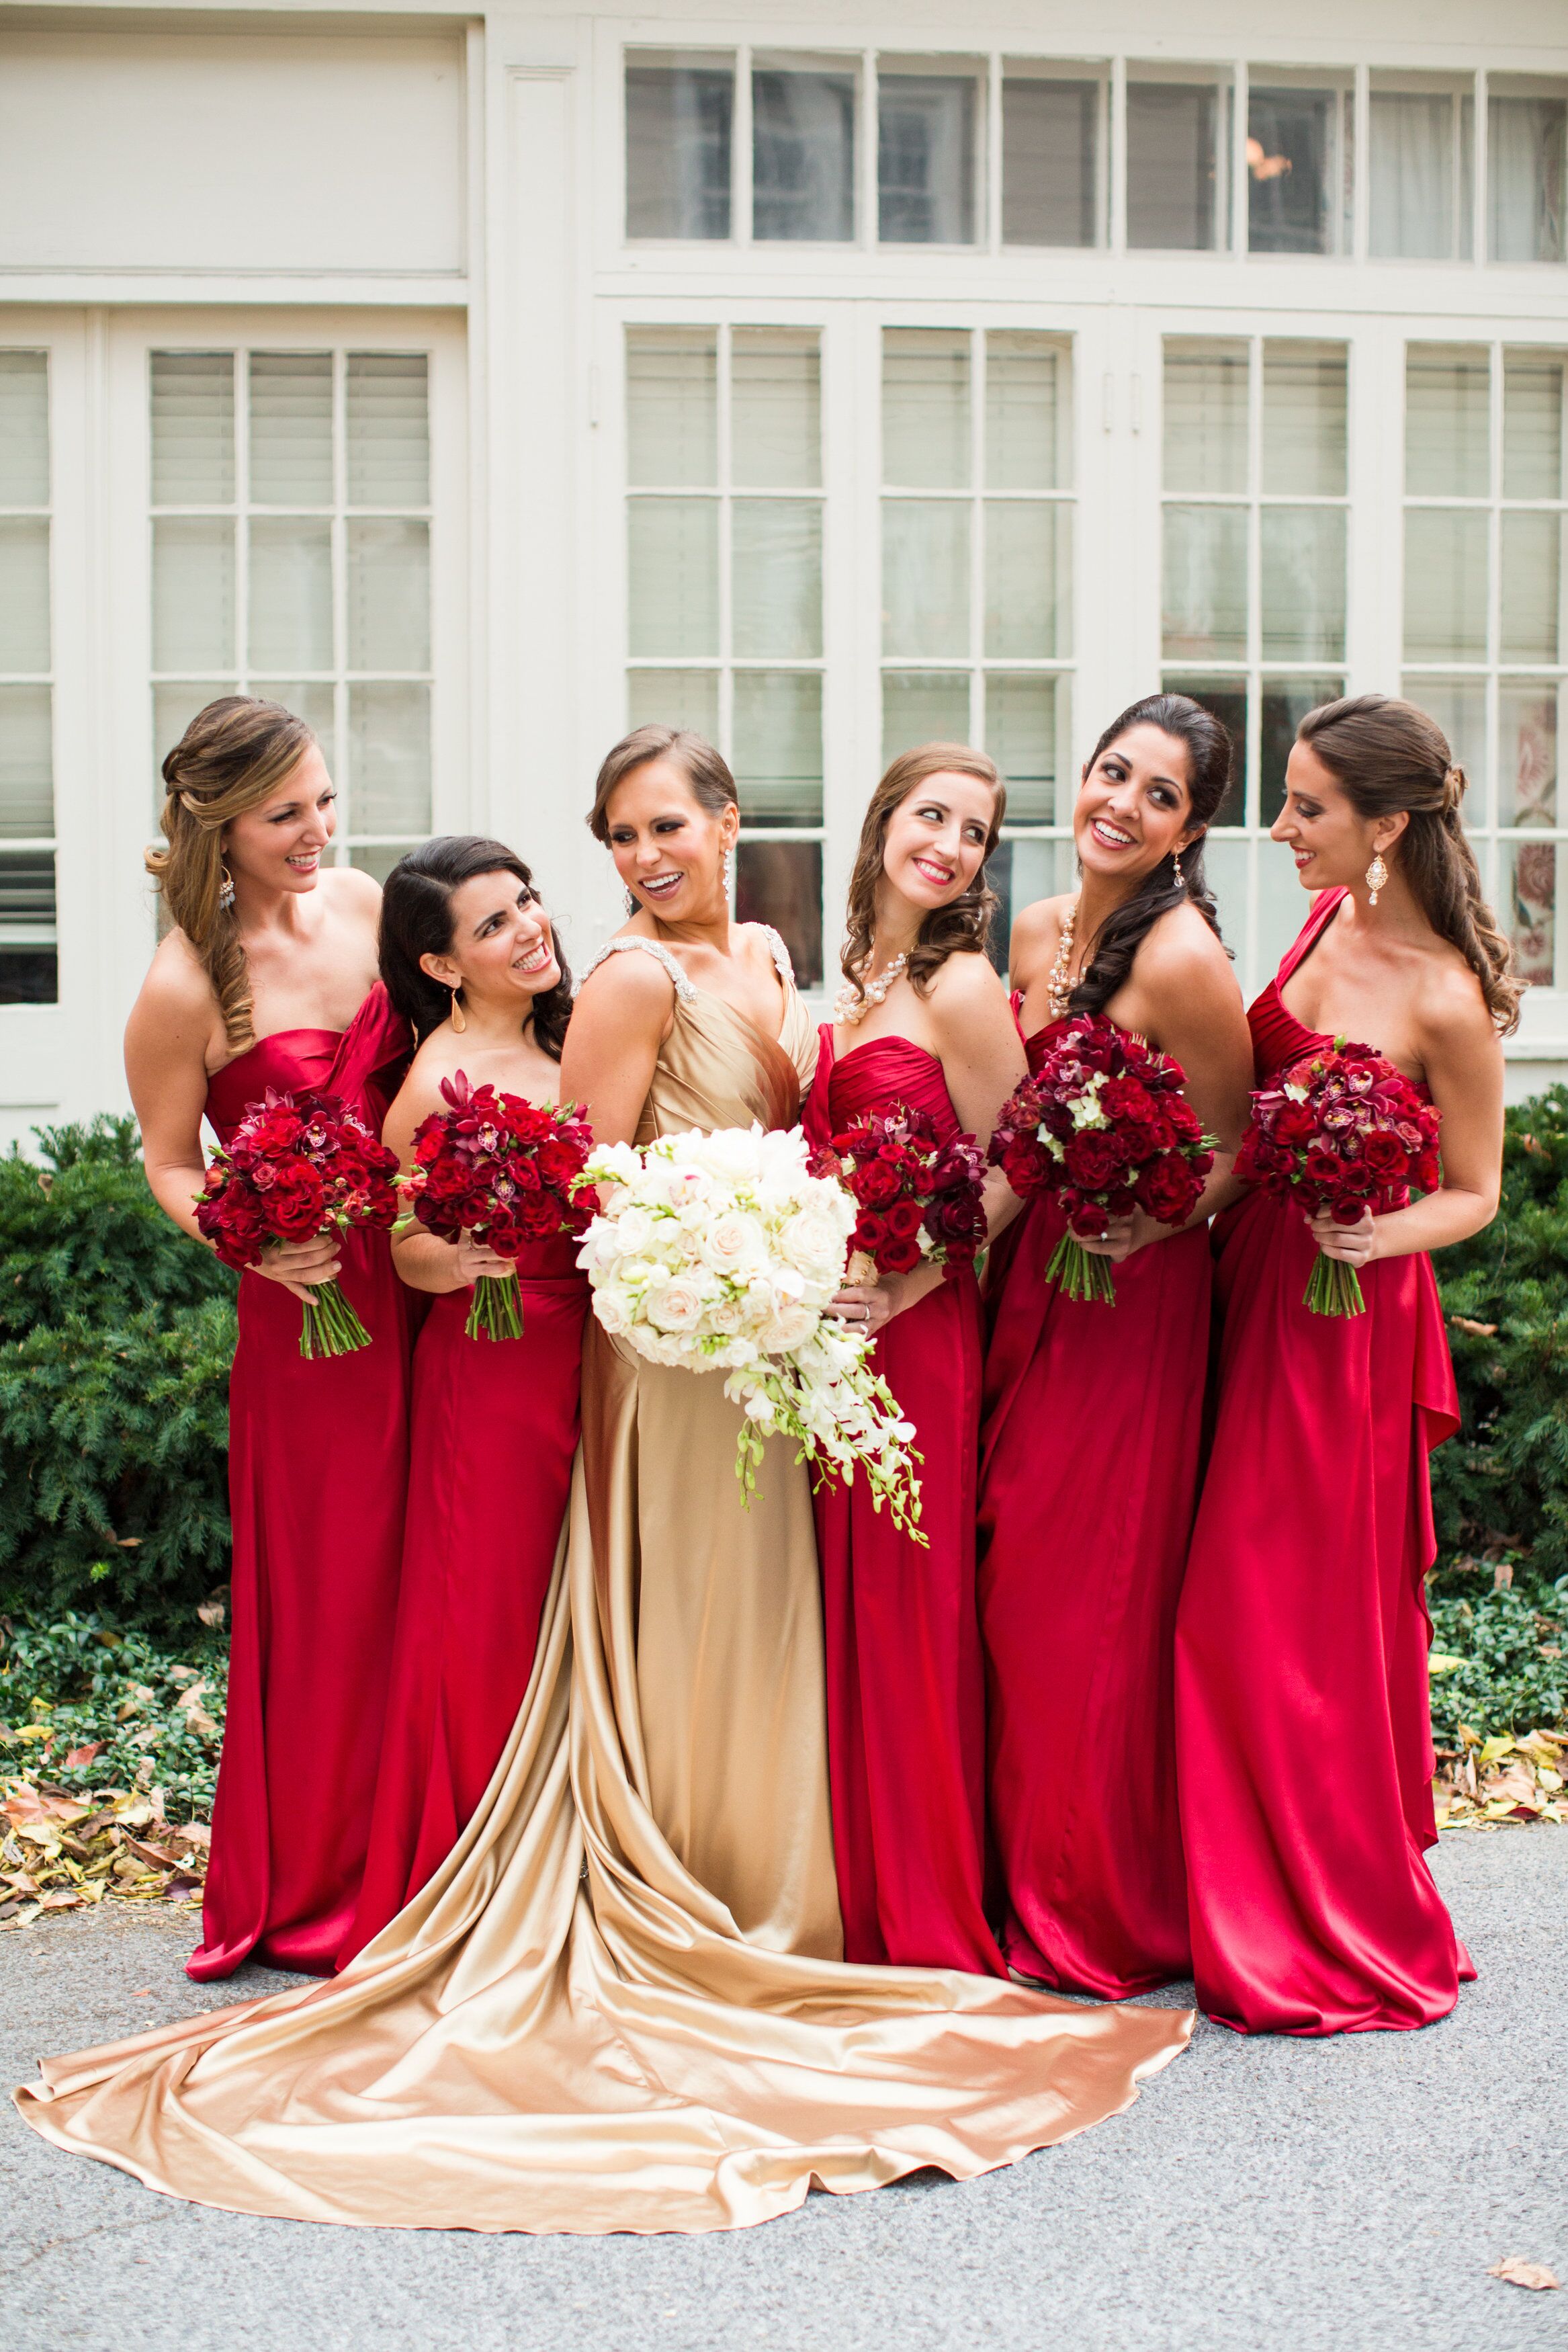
<box><xmin>805</xmin><ymin>743</ymin><xmax>1026</xmax><ymax>1974</ymax></box>
<box><xmin>337</xmin><ymin>837</ymin><xmax>588</xmax><ymax>1966</ymax></box>
<box><xmin>1176</xmin><ymin>694</ymin><xmax>1514</xmax><ymax>2035</ymax></box>
<box><xmin>125</xmin><ymin>696</ymin><xmax>417</xmax><ymax>1978</ymax></box>
<box><xmin>977</xmin><ymin>694</ymin><xmax>1252</xmax><ymax>1998</ymax></box>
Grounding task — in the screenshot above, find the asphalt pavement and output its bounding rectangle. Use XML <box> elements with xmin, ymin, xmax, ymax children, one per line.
<box><xmin>2</xmin><ymin>1831</ymin><xmax>1563</xmax><ymax>2352</ymax></box>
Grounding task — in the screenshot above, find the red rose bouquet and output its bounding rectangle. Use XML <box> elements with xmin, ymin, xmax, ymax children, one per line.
<box><xmin>988</xmin><ymin>1014</ymin><xmax>1216</xmax><ymax>1306</ymax></box>
<box><xmin>195</xmin><ymin>1087</ymin><xmax>400</xmax><ymax>1358</ymax></box>
<box><xmin>405</xmin><ymin>1069</ymin><xmax>595</xmax><ymax>1340</ymax></box>
<box><xmin>1233</xmin><ymin>1037</ymin><xmax>1442</xmax><ymax>1317</ymax></box>
<box><xmin>811</xmin><ymin>1101</ymin><xmax>988</xmax><ymax>1281</ymax></box>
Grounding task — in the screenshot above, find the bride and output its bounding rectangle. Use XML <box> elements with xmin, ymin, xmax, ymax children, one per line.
<box><xmin>16</xmin><ymin>728</ymin><xmax>1189</xmax><ymax>2236</ymax></box>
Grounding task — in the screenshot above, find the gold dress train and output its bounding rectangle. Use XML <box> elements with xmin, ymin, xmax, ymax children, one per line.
<box><xmin>14</xmin><ymin>935</ymin><xmax>1192</xmax><ymax>2235</ymax></box>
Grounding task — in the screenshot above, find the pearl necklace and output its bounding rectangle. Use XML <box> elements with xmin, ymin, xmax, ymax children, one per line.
<box><xmin>1046</xmin><ymin>898</ymin><xmax>1080</xmax><ymax>1021</ymax></box>
<box><xmin>834</xmin><ymin>952</ymin><xmax>908</xmax><ymax>1026</ymax></box>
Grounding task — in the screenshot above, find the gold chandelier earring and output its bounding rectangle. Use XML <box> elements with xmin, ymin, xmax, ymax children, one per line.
<box><xmin>1365</xmin><ymin>852</ymin><xmax>1388</xmax><ymax>907</ymax></box>
<box><xmin>449</xmin><ymin>985</ymin><xmax>467</xmax><ymax>1034</ymax></box>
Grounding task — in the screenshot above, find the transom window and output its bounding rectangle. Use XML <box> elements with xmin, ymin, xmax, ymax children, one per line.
<box><xmin>0</xmin><ymin>349</ymin><xmax>54</xmax><ymax>1006</ymax></box>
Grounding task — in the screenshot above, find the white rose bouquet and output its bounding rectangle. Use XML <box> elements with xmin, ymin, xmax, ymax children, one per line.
<box><xmin>575</xmin><ymin>1124</ymin><xmax>924</xmax><ymax>1537</ymax></box>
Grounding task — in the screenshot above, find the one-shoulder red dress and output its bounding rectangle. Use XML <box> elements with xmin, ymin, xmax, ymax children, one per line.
<box><xmin>1175</xmin><ymin>888</ymin><xmax>1471</xmax><ymax>2033</ymax></box>
<box><xmin>339</xmin><ymin>1233</ymin><xmax>589</xmax><ymax>1964</ymax></box>
<box><xmin>803</xmin><ymin>1028</ymin><xmax>1002</xmax><ymax>1976</ymax></box>
<box><xmin>976</xmin><ymin>1019</ymin><xmax>1211</xmax><ymax>1997</ymax></box>
<box><xmin>189</xmin><ymin>984</ymin><xmax>419</xmax><ymax>1982</ymax></box>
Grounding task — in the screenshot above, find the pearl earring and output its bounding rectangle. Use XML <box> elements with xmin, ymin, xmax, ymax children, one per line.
<box><xmin>1172</xmin><ymin>846</ymin><xmax>1184</xmax><ymax>888</ymax></box>
<box><xmin>218</xmin><ymin>864</ymin><xmax>236</xmax><ymax>913</ymax></box>
<box><xmin>449</xmin><ymin>985</ymin><xmax>466</xmax><ymax>1034</ymax></box>
<box><xmin>1365</xmin><ymin>852</ymin><xmax>1388</xmax><ymax>907</ymax></box>
<box><xmin>723</xmin><ymin>844</ymin><xmax>736</xmax><ymax>894</ymax></box>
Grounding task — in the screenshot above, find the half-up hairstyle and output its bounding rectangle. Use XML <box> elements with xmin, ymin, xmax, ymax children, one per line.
<box><xmin>587</xmin><ymin>726</ymin><xmax>738</xmax><ymax>842</ymax></box>
<box><xmin>148</xmin><ymin>696</ymin><xmax>317</xmax><ymax>1052</ymax></box>
<box><xmin>1297</xmin><ymin>694</ymin><xmax>1522</xmax><ymax>1035</ymax></box>
<box><xmin>378</xmin><ymin>836</ymin><xmax>574</xmax><ymax>1058</ymax></box>
<box><xmin>841</xmin><ymin>743</ymin><xmax>1006</xmax><ymax>998</ymax></box>
<box><xmin>1070</xmin><ymin>693</ymin><xmax>1233</xmax><ymax>1017</ymax></box>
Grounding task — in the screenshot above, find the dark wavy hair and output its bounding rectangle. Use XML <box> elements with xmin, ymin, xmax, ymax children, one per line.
<box><xmin>841</xmin><ymin>743</ymin><xmax>1006</xmax><ymax>998</ymax></box>
<box><xmin>378</xmin><ymin>836</ymin><xmax>573</xmax><ymax>1058</ymax></box>
<box><xmin>1070</xmin><ymin>694</ymin><xmax>1233</xmax><ymax>1017</ymax></box>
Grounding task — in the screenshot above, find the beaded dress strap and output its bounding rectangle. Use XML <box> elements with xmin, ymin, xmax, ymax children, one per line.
<box><xmin>580</xmin><ymin>935</ymin><xmax>698</xmax><ymax>1003</ymax></box>
<box><xmin>755</xmin><ymin>923</ymin><xmax>795</xmax><ymax>987</ymax></box>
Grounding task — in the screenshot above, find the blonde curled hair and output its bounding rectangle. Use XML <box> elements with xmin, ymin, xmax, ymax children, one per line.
<box><xmin>147</xmin><ymin>695</ymin><xmax>316</xmax><ymax>1050</ymax></box>
<box><xmin>841</xmin><ymin>743</ymin><xmax>1006</xmax><ymax>999</ymax></box>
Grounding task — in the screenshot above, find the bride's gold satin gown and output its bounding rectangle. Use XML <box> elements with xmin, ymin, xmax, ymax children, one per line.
<box><xmin>15</xmin><ymin>950</ymin><xmax>1191</xmax><ymax>2235</ymax></box>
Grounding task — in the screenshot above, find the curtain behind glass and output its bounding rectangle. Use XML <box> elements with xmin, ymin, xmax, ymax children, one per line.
<box><xmin>1489</xmin><ymin>96</ymin><xmax>1566</xmax><ymax>263</ymax></box>
<box><xmin>1370</xmin><ymin>93</ymin><xmax>1454</xmax><ymax>259</ymax></box>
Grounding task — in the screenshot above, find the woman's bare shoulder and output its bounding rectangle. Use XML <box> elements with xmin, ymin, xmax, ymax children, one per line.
<box><xmin>1008</xmin><ymin>892</ymin><xmax>1072</xmax><ymax>981</ymax></box>
<box><xmin>132</xmin><ymin>927</ymin><xmax>218</xmax><ymax>1026</ymax></box>
<box><xmin>1137</xmin><ymin>899</ymin><xmax>1242</xmax><ymax>991</ymax></box>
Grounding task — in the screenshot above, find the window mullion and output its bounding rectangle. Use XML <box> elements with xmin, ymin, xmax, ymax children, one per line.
<box><xmin>333</xmin><ymin>346</ymin><xmax>350</xmax><ymax>860</ymax></box>
<box><xmin>971</xmin><ymin>327</ymin><xmax>984</xmax><ymax>745</ymax></box>
<box><xmin>235</xmin><ymin>350</ymin><xmax>250</xmax><ymax>704</ymax></box>
<box><xmin>1247</xmin><ymin>335</ymin><xmax>1264</xmax><ymax>829</ymax></box>
<box><xmin>717</xmin><ymin>323</ymin><xmax>734</xmax><ymax>772</ymax></box>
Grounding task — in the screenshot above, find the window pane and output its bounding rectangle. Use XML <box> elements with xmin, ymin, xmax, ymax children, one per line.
<box><xmin>986</xmin><ymin>333</ymin><xmax>1067</xmax><ymax>491</ymax></box>
<box><xmin>1127</xmin><ymin>81</ymin><xmax>1222</xmax><ymax>251</ymax></box>
<box><xmin>1163</xmin><ymin>675</ymin><xmax>1248</xmax><ymax>817</ymax></box>
<box><xmin>1504</xmin><ymin>353</ymin><xmax>1566</xmax><ymax>499</ymax></box>
<box><xmin>1162</xmin><ymin>505</ymin><xmax>1248</xmax><ymax>660</ymax></box>
<box><xmin>1257</xmin><ymin>836</ymin><xmax>1310</xmax><ymax>984</ymax></box>
<box><xmin>1499</xmin><ymin>683</ymin><xmax>1559</xmax><ymax>828</ymax></box>
<box><xmin>1260</xmin><ymin>676</ymin><xmax>1345</xmax><ymax>823</ymax></box>
<box><xmin>1405</xmin><ymin>345</ymin><xmax>1491</xmax><ymax>496</ymax></box>
<box><xmin>0</xmin><ymin>685</ymin><xmax>52</xmax><ymax>837</ymax></box>
<box><xmin>153</xmin><ymin>682</ymin><xmax>236</xmax><ymax>778</ymax></box>
<box><xmin>882</xmin><ymin>503</ymin><xmax>971</xmax><ymax>657</ymax></box>
<box><xmin>1370</xmin><ymin>93</ymin><xmax>1464</xmax><ymax>260</ymax></box>
<box><xmin>0</xmin><ymin>849</ymin><xmax>56</xmax><ymax>957</ymax></box>
<box><xmin>733</xmin><ymin>671</ymin><xmax>822</xmax><ymax>826</ymax></box>
<box><xmin>1260</xmin><ymin>508</ymin><xmax>1346</xmax><ymax>661</ymax></box>
<box><xmin>1500</xmin><ymin>513</ymin><xmax>1562</xmax><ymax>663</ymax></box>
<box><xmin>1164</xmin><ymin>341</ymin><xmax>1248</xmax><ymax>495</ymax></box>
<box><xmin>984</xmin><ymin>502</ymin><xmax>1066</xmax><ymax>659</ymax></box>
<box><xmin>736</xmin><ymin>839</ymin><xmax>822</xmax><ymax>989</ymax></box>
<box><xmin>249</xmin><ymin>353</ymin><xmax>333</xmax><ymax>505</ymax></box>
<box><xmin>732</xmin><ymin>331</ymin><xmax>819</xmax><ymax>489</ymax></box>
<box><xmin>627</xmin><ymin>499</ymin><xmax>718</xmax><ymax>657</ymax></box>
<box><xmin>347</xmin><ymin>355</ymin><xmax>429</xmax><ymax>507</ymax></box>
<box><xmin>349</xmin><ymin>682</ymin><xmax>431</xmax><ymax>835</ymax></box>
<box><xmin>985</xmin><ymin>673</ymin><xmax>1063</xmax><ymax>825</ymax></box>
<box><xmin>1488</xmin><ymin>95</ymin><xmax>1566</xmax><ymax>264</ymax></box>
<box><xmin>878</xmin><ymin>73</ymin><xmax>977</xmax><ymax>245</ymax></box>
<box><xmin>153</xmin><ymin>518</ymin><xmax>234</xmax><ymax>672</ymax></box>
<box><xmin>626</xmin><ymin>329</ymin><xmax>717</xmax><ymax>489</ymax></box>
<box><xmin>0</xmin><ymin>353</ymin><xmax>48</xmax><ymax>507</ymax></box>
<box><xmin>732</xmin><ymin>500</ymin><xmax>822</xmax><ymax>658</ymax></box>
<box><xmin>987</xmin><ymin>838</ymin><xmax>1076</xmax><ymax>973</ymax></box>
<box><xmin>150</xmin><ymin>352</ymin><xmax>234</xmax><ymax>505</ymax></box>
<box><xmin>882</xmin><ymin>330</ymin><xmax>970</xmax><ymax>488</ymax></box>
<box><xmin>1249</xmin><ymin>86</ymin><xmax>1338</xmax><ymax>256</ymax></box>
<box><xmin>1002</xmin><ymin>77</ymin><xmax>1098</xmax><ymax>247</ymax></box>
<box><xmin>752</xmin><ymin>69</ymin><xmax>854</xmax><ymax>242</ymax></box>
<box><xmin>348</xmin><ymin>844</ymin><xmax>406</xmax><ymax>884</ymax></box>
<box><xmin>263</xmin><ymin>681</ymin><xmax>338</xmax><ymax>771</ymax></box>
<box><xmin>1403</xmin><ymin>510</ymin><xmax>1489</xmax><ymax>659</ymax></box>
<box><xmin>626</xmin><ymin>62</ymin><xmax>734</xmax><ymax>240</ymax></box>
<box><xmin>882</xmin><ymin>671</ymin><xmax>971</xmax><ymax>761</ymax></box>
<box><xmin>347</xmin><ymin>519</ymin><xmax>430</xmax><ymax>671</ymax></box>
<box><xmin>1504</xmin><ymin>835</ymin><xmax>1557</xmax><ymax>985</ymax></box>
<box><xmin>627</xmin><ymin>668</ymin><xmax>719</xmax><ymax>739</ymax></box>
<box><xmin>1203</xmin><ymin>835</ymin><xmax>1251</xmax><ymax>987</ymax></box>
<box><xmin>249</xmin><ymin>519</ymin><xmax>333</xmax><ymax>673</ymax></box>
<box><xmin>1262</xmin><ymin>342</ymin><xmax>1347</xmax><ymax>497</ymax></box>
<box><xmin>1400</xmin><ymin>677</ymin><xmax>1487</xmax><ymax>806</ymax></box>
<box><xmin>0</xmin><ymin>519</ymin><xmax>50</xmax><ymax>673</ymax></box>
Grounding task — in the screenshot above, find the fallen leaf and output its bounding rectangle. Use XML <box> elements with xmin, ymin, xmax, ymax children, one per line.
<box><xmin>130</xmin><ymin>1987</ymin><xmax>153</xmax><ymax>1998</ymax></box>
<box><xmin>1450</xmin><ymin>1315</ymin><xmax>1499</xmax><ymax>1337</ymax></box>
<box><xmin>1487</xmin><ymin>2259</ymin><xmax>1559</xmax><ymax>2292</ymax></box>
<box><xmin>196</xmin><ymin>1597</ymin><xmax>226</xmax><ymax>1630</ymax></box>
<box><xmin>1427</xmin><ymin>1654</ymin><xmax>1467</xmax><ymax>1676</ymax></box>
<box><xmin>62</xmin><ymin>1742</ymin><xmax>105</xmax><ymax>1771</ymax></box>
<box><xmin>36</xmin><ymin>1890</ymin><xmax>83</xmax><ymax>1912</ymax></box>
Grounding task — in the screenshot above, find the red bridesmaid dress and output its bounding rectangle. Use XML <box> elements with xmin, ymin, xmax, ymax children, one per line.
<box><xmin>977</xmin><ymin>1019</ymin><xmax>1210</xmax><ymax>1998</ymax></box>
<box><xmin>190</xmin><ymin>984</ymin><xmax>419</xmax><ymax>1981</ymax></box>
<box><xmin>339</xmin><ymin>1236</ymin><xmax>588</xmax><ymax>1964</ymax></box>
<box><xmin>804</xmin><ymin>1029</ymin><xmax>1003</xmax><ymax>1976</ymax></box>
<box><xmin>1174</xmin><ymin>886</ymin><xmax>1471</xmax><ymax>2034</ymax></box>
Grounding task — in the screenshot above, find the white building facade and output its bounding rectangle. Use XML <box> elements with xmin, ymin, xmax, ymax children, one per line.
<box><xmin>1</xmin><ymin>0</ymin><xmax>1566</xmax><ymax>1138</ymax></box>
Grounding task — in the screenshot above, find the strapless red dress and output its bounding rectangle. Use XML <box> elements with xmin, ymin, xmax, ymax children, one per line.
<box><xmin>976</xmin><ymin>1021</ymin><xmax>1210</xmax><ymax>1997</ymax></box>
<box><xmin>339</xmin><ymin>1235</ymin><xmax>589</xmax><ymax>1964</ymax></box>
<box><xmin>189</xmin><ymin>984</ymin><xmax>419</xmax><ymax>1982</ymax></box>
<box><xmin>803</xmin><ymin>1029</ymin><xmax>1002</xmax><ymax>1976</ymax></box>
<box><xmin>1175</xmin><ymin>887</ymin><xmax>1471</xmax><ymax>2033</ymax></box>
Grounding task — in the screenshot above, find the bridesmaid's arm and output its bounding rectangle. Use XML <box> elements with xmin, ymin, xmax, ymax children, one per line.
<box><xmin>382</xmin><ymin>1064</ymin><xmax>514</xmax><ymax>1296</ymax></box>
<box><xmin>558</xmin><ymin>952</ymin><xmax>673</xmax><ymax>1146</ymax></box>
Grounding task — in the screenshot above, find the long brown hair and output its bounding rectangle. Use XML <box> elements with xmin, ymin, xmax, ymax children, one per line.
<box><xmin>146</xmin><ymin>695</ymin><xmax>317</xmax><ymax>1050</ymax></box>
<box><xmin>841</xmin><ymin>743</ymin><xmax>1005</xmax><ymax>999</ymax></box>
<box><xmin>587</xmin><ymin>725</ymin><xmax>738</xmax><ymax>843</ymax></box>
<box><xmin>1297</xmin><ymin>694</ymin><xmax>1522</xmax><ymax>1035</ymax></box>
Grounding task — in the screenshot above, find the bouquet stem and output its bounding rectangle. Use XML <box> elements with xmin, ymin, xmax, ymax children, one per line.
<box><xmin>1045</xmin><ymin>1229</ymin><xmax>1118</xmax><ymax>1306</ymax></box>
<box><xmin>300</xmin><ymin>1277</ymin><xmax>372</xmax><ymax>1359</ymax></box>
<box><xmin>466</xmin><ymin>1269</ymin><xmax>525</xmax><ymax>1343</ymax></box>
<box><xmin>1303</xmin><ymin>1250</ymin><xmax>1366</xmax><ymax>1318</ymax></box>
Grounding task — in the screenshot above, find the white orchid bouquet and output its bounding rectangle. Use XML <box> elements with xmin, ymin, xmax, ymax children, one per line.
<box><xmin>575</xmin><ymin>1124</ymin><xmax>924</xmax><ymax>1538</ymax></box>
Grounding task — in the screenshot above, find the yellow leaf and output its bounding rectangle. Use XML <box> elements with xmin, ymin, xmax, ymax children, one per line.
<box><xmin>1538</xmin><ymin>1767</ymin><xmax>1563</xmax><ymax>1793</ymax></box>
<box><xmin>1478</xmin><ymin>1735</ymin><xmax>1516</xmax><ymax>1764</ymax></box>
<box><xmin>1427</xmin><ymin>1654</ymin><xmax>1467</xmax><ymax>1675</ymax></box>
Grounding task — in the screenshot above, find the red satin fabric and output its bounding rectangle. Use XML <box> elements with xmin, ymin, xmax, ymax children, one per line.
<box><xmin>1175</xmin><ymin>888</ymin><xmax>1471</xmax><ymax>2033</ymax></box>
<box><xmin>803</xmin><ymin>1030</ymin><xmax>1002</xmax><ymax>1976</ymax></box>
<box><xmin>189</xmin><ymin>984</ymin><xmax>419</xmax><ymax>1982</ymax></box>
<box><xmin>339</xmin><ymin>1241</ymin><xmax>588</xmax><ymax>1965</ymax></box>
<box><xmin>977</xmin><ymin>1019</ymin><xmax>1209</xmax><ymax>1997</ymax></box>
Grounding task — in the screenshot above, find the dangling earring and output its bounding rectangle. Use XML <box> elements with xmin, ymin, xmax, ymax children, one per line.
<box><xmin>449</xmin><ymin>986</ymin><xmax>466</xmax><ymax>1034</ymax></box>
<box><xmin>1171</xmin><ymin>845</ymin><xmax>1184</xmax><ymax>888</ymax></box>
<box><xmin>722</xmin><ymin>843</ymin><xmax>736</xmax><ymax>895</ymax></box>
<box><xmin>625</xmin><ymin>886</ymin><xmax>640</xmax><ymax>916</ymax></box>
<box><xmin>218</xmin><ymin>864</ymin><xmax>236</xmax><ymax>914</ymax></box>
<box><xmin>1365</xmin><ymin>852</ymin><xmax>1388</xmax><ymax>907</ymax></box>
